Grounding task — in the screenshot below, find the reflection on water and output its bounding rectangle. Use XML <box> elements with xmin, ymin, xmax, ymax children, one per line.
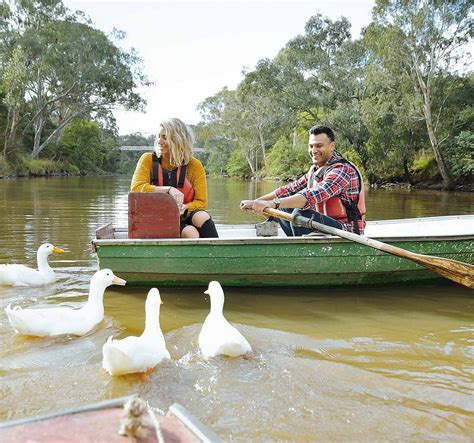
<box><xmin>0</xmin><ymin>176</ymin><xmax>473</xmax><ymax>440</ymax></box>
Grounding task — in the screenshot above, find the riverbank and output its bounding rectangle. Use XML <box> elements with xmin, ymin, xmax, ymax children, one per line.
<box><xmin>2</xmin><ymin>163</ymin><xmax>472</xmax><ymax>193</ymax></box>
<box><xmin>0</xmin><ymin>158</ymin><xmax>117</xmax><ymax>180</ymax></box>
<box><xmin>0</xmin><ymin>158</ymin><xmax>80</xmax><ymax>179</ymax></box>
<box><xmin>369</xmin><ymin>181</ymin><xmax>474</xmax><ymax>193</ymax></box>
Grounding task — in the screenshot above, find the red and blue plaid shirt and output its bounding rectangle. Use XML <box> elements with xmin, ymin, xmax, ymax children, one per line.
<box><xmin>274</xmin><ymin>152</ymin><xmax>364</xmax><ymax>233</ymax></box>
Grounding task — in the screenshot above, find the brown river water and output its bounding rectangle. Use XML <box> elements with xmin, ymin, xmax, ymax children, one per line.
<box><xmin>0</xmin><ymin>176</ymin><xmax>473</xmax><ymax>441</ymax></box>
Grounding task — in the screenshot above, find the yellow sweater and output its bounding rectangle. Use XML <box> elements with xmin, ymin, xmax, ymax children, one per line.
<box><xmin>130</xmin><ymin>153</ymin><xmax>208</xmax><ymax>213</ymax></box>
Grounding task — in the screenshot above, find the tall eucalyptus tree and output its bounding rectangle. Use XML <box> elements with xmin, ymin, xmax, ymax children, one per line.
<box><xmin>0</xmin><ymin>0</ymin><xmax>149</xmax><ymax>159</ymax></box>
<box><xmin>365</xmin><ymin>0</ymin><xmax>473</xmax><ymax>187</ymax></box>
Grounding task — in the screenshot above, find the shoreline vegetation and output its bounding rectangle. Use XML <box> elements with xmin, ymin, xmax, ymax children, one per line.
<box><xmin>0</xmin><ymin>158</ymin><xmax>471</xmax><ymax>193</ymax></box>
<box><xmin>0</xmin><ymin>1</ymin><xmax>472</xmax><ymax>192</ymax></box>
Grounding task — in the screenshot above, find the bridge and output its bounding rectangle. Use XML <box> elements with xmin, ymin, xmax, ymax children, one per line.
<box><xmin>119</xmin><ymin>146</ymin><xmax>204</xmax><ymax>153</ymax></box>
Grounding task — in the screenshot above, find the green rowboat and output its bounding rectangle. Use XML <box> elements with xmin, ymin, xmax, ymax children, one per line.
<box><xmin>92</xmin><ymin>215</ymin><xmax>474</xmax><ymax>288</ymax></box>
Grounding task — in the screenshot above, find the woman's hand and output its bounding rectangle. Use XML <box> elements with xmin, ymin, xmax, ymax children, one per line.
<box><xmin>178</xmin><ymin>203</ymin><xmax>188</xmax><ymax>216</ymax></box>
<box><xmin>168</xmin><ymin>187</ymin><xmax>184</xmax><ymax>206</ymax></box>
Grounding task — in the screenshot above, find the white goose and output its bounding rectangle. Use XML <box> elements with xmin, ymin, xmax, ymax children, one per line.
<box><xmin>0</xmin><ymin>243</ymin><xmax>65</xmax><ymax>287</ymax></box>
<box><xmin>102</xmin><ymin>288</ymin><xmax>170</xmax><ymax>376</ymax></box>
<box><xmin>5</xmin><ymin>269</ymin><xmax>126</xmax><ymax>336</ymax></box>
<box><xmin>199</xmin><ymin>281</ymin><xmax>252</xmax><ymax>358</ymax></box>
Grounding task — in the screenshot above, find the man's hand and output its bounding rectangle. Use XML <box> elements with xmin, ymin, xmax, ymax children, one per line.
<box><xmin>251</xmin><ymin>199</ymin><xmax>274</xmax><ymax>215</ymax></box>
<box><xmin>239</xmin><ymin>199</ymin><xmax>254</xmax><ymax>211</ymax></box>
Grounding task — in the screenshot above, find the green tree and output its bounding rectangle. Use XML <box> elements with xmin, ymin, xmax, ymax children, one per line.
<box><xmin>57</xmin><ymin>119</ymin><xmax>103</xmax><ymax>171</ymax></box>
<box><xmin>0</xmin><ymin>0</ymin><xmax>149</xmax><ymax>159</ymax></box>
<box><xmin>226</xmin><ymin>148</ymin><xmax>251</xmax><ymax>178</ymax></box>
<box><xmin>366</xmin><ymin>0</ymin><xmax>473</xmax><ymax>187</ymax></box>
<box><xmin>444</xmin><ymin>131</ymin><xmax>474</xmax><ymax>179</ymax></box>
<box><xmin>267</xmin><ymin>135</ymin><xmax>309</xmax><ymax>180</ymax></box>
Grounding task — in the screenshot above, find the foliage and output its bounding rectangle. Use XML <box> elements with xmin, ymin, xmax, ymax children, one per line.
<box><xmin>0</xmin><ymin>2</ymin><xmax>471</xmax><ymax>186</ymax></box>
<box><xmin>444</xmin><ymin>131</ymin><xmax>474</xmax><ymax>179</ymax></box>
<box><xmin>365</xmin><ymin>0</ymin><xmax>473</xmax><ymax>186</ymax></box>
<box><xmin>410</xmin><ymin>153</ymin><xmax>441</xmax><ymax>183</ymax></box>
<box><xmin>226</xmin><ymin>148</ymin><xmax>252</xmax><ymax>178</ymax></box>
<box><xmin>21</xmin><ymin>158</ymin><xmax>61</xmax><ymax>175</ymax></box>
<box><xmin>57</xmin><ymin>119</ymin><xmax>103</xmax><ymax>172</ymax></box>
<box><xmin>267</xmin><ymin>136</ymin><xmax>310</xmax><ymax>180</ymax></box>
<box><xmin>0</xmin><ymin>0</ymin><xmax>149</xmax><ymax>159</ymax></box>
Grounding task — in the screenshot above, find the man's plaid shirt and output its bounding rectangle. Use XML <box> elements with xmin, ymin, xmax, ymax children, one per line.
<box><xmin>274</xmin><ymin>152</ymin><xmax>365</xmax><ymax>233</ymax></box>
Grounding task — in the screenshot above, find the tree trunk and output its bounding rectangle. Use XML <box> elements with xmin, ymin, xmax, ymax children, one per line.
<box><xmin>423</xmin><ymin>100</ymin><xmax>451</xmax><ymax>187</ymax></box>
<box><xmin>245</xmin><ymin>150</ymin><xmax>255</xmax><ymax>173</ymax></box>
<box><xmin>403</xmin><ymin>131</ymin><xmax>414</xmax><ymax>185</ymax></box>
<box><xmin>4</xmin><ymin>109</ymin><xmax>18</xmax><ymax>158</ymax></box>
<box><xmin>402</xmin><ymin>157</ymin><xmax>413</xmax><ymax>185</ymax></box>
<box><xmin>258</xmin><ymin>131</ymin><xmax>267</xmax><ymax>170</ymax></box>
<box><xmin>30</xmin><ymin>117</ymin><xmax>45</xmax><ymax>159</ymax></box>
<box><xmin>413</xmin><ymin>60</ymin><xmax>452</xmax><ymax>187</ymax></box>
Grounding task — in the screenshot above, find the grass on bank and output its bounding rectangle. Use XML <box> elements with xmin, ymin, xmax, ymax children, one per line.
<box><xmin>0</xmin><ymin>158</ymin><xmax>80</xmax><ymax>177</ymax></box>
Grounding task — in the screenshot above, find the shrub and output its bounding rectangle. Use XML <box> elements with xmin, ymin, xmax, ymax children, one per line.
<box><xmin>267</xmin><ymin>136</ymin><xmax>309</xmax><ymax>180</ymax></box>
<box><xmin>226</xmin><ymin>149</ymin><xmax>252</xmax><ymax>178</ymax></box>
<box><xmin>410</xmin><ymin>153</ymin><xmax>441</xmax><ymax>182</ymax></box>
<box><xmin>444</xmin><ymin>131</ymin><xmax>474</xmax><ymax>180</ymax></box>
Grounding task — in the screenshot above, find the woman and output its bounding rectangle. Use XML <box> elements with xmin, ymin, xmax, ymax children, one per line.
<box><xmin>130</xmin><ymin>118</ymin><xmax>218</xmax><ymax>238</ymax></box>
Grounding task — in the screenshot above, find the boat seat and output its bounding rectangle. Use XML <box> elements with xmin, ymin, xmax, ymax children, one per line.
<box><xmin>128</xmin><ymin>192</ymin><xmax>180</xmax><ymax>239</ymax></box>
<box><xmin>255</xmin><ymin>220</ymin><xmax>279</xmax><ymax>237</ymax></box>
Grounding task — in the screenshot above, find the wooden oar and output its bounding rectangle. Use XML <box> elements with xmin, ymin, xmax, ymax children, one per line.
<box><xmin>263</xmin><ymin>207</ymin><xmax>474</xmax><ymax>289</ymax></box>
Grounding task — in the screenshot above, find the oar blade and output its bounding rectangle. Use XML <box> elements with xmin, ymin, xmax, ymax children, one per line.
<box><xmin>411</xmin><ymin>254</ymin><xmax>474</xmax><ymax>289</ymax></box>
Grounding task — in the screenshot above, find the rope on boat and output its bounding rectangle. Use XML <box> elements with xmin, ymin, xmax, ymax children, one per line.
<box><xmin>119</xmin><ymin>396</ymin><xmax>165</xmax><ymax>442</ymax></box>
<box><xmin>147</xmin><ymin>405</ymin><xmax>165</xmax><ymax>443</ymax></box>
<box><xmin>119</xmin><ymin>396</ymin><xmax>148</xmax><ymax>439</ymax></box>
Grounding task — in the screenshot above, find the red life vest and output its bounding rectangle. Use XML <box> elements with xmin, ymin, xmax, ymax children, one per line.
<box><xmin>151</xmin><ymin>153</ymin><xmax>195</xmax><ymax>204</ymax></box>
<box><xmin>308</xmin><ymin>158</ymin><xmax>366</xmax><ymax>233</ymax></box>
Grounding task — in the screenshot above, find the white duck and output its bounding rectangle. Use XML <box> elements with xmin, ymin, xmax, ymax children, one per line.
<box><xmin>199</xmin><ymin>281</ymin><xmax>252</xmax><ymax>358</ymax></box>
<box><xmin>5</xmin><ymin>269</ymin><xmax>126</xmax><ymax>336</ymax></box>
<box><xmin>0</xmin><ymin>243</ymin><xmax>65</xmax><ymax>287</ymax></box>
<box><xmin>102</xmin><ymin>288</ymin><xmax>170</xmax><ymax>376</ymax></box>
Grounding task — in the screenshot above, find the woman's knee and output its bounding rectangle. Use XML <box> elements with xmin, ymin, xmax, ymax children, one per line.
<box><xmin>191</xmin><ymin>210</ymin><xmax>210</xmax><ymax>228</ymax></box>
<box><xmin>181</xmin><ymin>225</ymin><xmax>200</xmax><ymax>238</ymax></box>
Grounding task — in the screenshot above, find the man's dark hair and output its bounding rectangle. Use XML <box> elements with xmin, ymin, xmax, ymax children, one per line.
<box><xmin>309</xmin><ymin>125</ymin><xmax>335</xmax><ymax>142</ymax></box>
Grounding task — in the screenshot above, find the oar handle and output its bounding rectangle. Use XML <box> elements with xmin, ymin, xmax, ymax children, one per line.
<box><xmin>264</xmin><ymin>207</ymin><xmax>413</xmax><ymax>257</ymax></box>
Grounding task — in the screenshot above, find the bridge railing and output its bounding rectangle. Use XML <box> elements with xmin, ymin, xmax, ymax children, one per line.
<box><xmin>118</xmin><ymin>146</ymin><xmax>204</xmax><ymax>152</ymax></box>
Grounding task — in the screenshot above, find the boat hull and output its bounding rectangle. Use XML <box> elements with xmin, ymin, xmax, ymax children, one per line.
<box><xmin>92</xmin><ymin>234</ymin><xmax>474</xmax><ymax>288</ymax></box>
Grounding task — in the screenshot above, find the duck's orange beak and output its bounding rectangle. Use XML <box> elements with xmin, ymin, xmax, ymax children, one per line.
<box><xmin>53</xmin><ymin>247</ymin><xmax>65</xmax><ymax>253</ymax></box>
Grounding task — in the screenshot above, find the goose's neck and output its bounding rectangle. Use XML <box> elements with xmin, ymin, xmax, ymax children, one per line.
<box><xmin>83</xmin><ymin>283</ymin><xmax>106</xmax><ymax>312</ymax></box>
<box><xmin>210</xmin><ymin>294</ymin><xmax>225</xmax><ymax>316</ymax></box>
<box><xmin>142</xmin><ymin>307</ymin><xmax>161</xmax><ymax>336</ymax></box>
<box><xmin>37</xmin><ymin>252</ymin><xmax>52</xmax><ymax>273</ymax></box>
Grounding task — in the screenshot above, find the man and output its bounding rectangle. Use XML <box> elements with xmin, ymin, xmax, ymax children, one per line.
<box><xmin>240</xmin><ymin>125</ymin><xmax>366</xmax><ymax>235</ymax></box>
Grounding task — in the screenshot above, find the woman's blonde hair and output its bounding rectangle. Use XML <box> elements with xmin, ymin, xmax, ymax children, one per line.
<box><xmin>154</xmin><ymin>118</ymin><xmax>194</xmax><ymax>167</ymax></box>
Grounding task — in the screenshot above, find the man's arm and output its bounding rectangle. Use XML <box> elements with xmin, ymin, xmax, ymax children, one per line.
<box><xmin>240</xmin><ymin>172</ymin><xmax>309</xmax><ymax>211</ymax></box>
<box><xmin>240</xmin><ymin>191</ymin><xmax>276</xmax><ymax>210</ymax></box>
<box><xmin>250</xmin><ymin>193</ymin><xmax>308</xmax><ymax>215</ymax></box>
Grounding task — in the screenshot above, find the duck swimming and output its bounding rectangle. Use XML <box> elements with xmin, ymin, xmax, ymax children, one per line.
<box><xmin>5</xmin><ymin>269</ymin><xmax>126</xmax><ymax>336</ymax></box>
<box><xmin>102</xmin><ymin>288</ymin><xmax>170</xmax><ymax>376</ymax></box>
<box><xmin>199</xmin><ymin>281</ymin><xmax>252</xmax><ymax>358</ymax></box>
<box><xmin>0</xmin><ymin>243</ymin><xmax>65</xmax><ymax>287</ymax></box>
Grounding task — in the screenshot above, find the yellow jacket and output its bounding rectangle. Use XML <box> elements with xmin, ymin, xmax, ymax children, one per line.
<box><xmin>130</xmin><ymin>152</ymin><xmax>208</xmax><ymax>213</ymax></box>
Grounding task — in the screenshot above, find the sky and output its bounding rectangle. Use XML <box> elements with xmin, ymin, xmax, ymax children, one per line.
<box><xmin>64</xmin><ymin>0</ymin><xmax>376</xmax><ymax>136</ymax></box>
